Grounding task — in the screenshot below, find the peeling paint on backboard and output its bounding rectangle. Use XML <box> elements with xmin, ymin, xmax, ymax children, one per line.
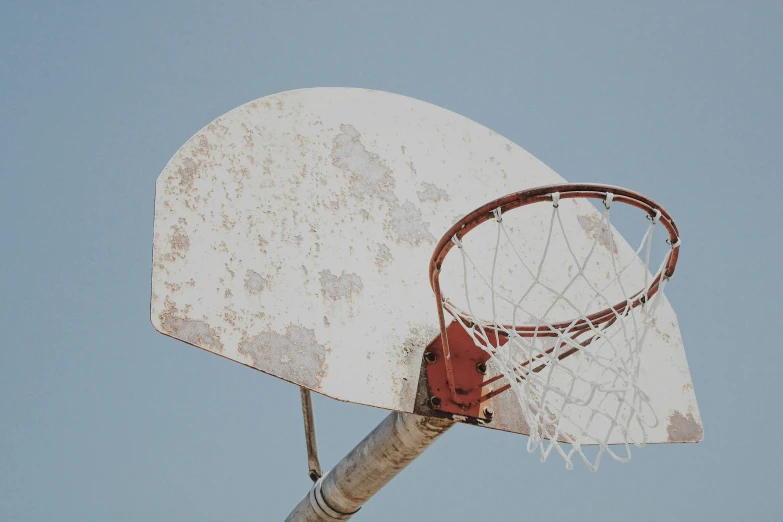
<box><xmin>667</xmin><ymin>410</ymin><xmax>704</xmax><ymax>442</ymax></box>
<box><xmin>239</xmin><ymin>324</ymin><xmax>328</xmax><ymax>390</ymax></box>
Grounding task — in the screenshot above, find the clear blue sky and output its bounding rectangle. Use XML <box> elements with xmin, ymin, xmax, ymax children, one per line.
<box><xmin>1</xmin><ymin>1</ymin><xmax>781</xmax><ymax>520</ymax></box>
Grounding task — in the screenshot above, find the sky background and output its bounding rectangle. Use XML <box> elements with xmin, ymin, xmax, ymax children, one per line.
<box><xmin>1</xmin><ymin>1</ymin><xmax>781</xmax><ymax>520</ymax></box>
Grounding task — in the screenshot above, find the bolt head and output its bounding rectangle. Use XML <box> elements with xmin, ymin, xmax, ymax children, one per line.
<box><xmin>483</xmin><ymin>407</ymin><xmax>494</xmax><ymax>421</ymax></box>
<box><xmin>476</xmin><ymin>362</ymin><xmax>487</xmax><ymax>374</ymax></box>
<box><xmin>424</xmin><ymin>351</ymin><xmax>437</xmax><ymax>364</ymax></box>
<box><xmin>430</xmin><ymin>396</ymin><xmax>442</xmax><ymax>409</ymax></box>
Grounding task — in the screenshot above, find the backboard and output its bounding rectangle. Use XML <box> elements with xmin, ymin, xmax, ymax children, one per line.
<box><xmin>151</xmin><ymin>88</ymin><xmax>702</xmax><ymax>444</ymax></box>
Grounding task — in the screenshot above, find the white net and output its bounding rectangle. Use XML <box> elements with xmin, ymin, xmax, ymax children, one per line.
<box><xmin>438</xmin><ymin>191</ymin><xmax>679</xmax><ymax>471</ymax></box>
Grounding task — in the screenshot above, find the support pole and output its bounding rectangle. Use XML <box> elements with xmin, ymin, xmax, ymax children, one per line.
<box><xmin>285</xmin><ymin>411</ymin><xmax>455</xmax><ymax>521</ymax></box>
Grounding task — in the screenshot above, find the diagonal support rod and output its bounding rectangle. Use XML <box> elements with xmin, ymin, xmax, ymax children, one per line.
<box><xmin>300</xmin><ymin>388</ymin><xmax>323</xmax><ymax>482</ymax></box>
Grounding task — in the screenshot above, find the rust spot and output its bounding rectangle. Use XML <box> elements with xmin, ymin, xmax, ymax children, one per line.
<box><xmin>416</xmin><ymin>182</ymin><xmax>449</xmax><ymax>203</ymax></box>
<box><xmin>169</xmin><ymin>225</ymin><xmax>190</xmax><ymax>253</ymax></box>
<box><xmin>223</xmin><ymin>306</ymin><xmax>238</xmax><ymax>327</ymax></box>
<box><xmin>239</xmin><ymin>325</ymin><xmax>327</xmax><ymax>389</ymax></box>
<box><xmin>221</xmin><ymin>212</ymin><xmax>237</xmax><ymax>230</ymax></box>
<box><xmin>163</xmin><ymin>282</ymin><xmax>182</xmax><ymax>293</ymax></box>
<box><xmin>174</xmin><ymin>158</ymin><xmax>198</xmax><ymax>195</ymax></box>
<box><xmin>319</xmin><ymin>270</ymin><xmax>363</xmax><ymax>301</ymax></box>
<box><xmin>244</xmin><ymin>269</ymin><xmax>268</xmax><ymax>295</ymax></box>
<box><xmin>667</xmin><ymin>410</ymin><xmax>704</xmax><ymax>442</ymax></box>
<box><xmin>195</xmin><ymin>135</ymin><xmax>210</xmax><ymax>156</ymax></box>
<box><xmin>577</xmin><ymin>214</ymin><xmax>618</xmax><ymax>254</ymax></box>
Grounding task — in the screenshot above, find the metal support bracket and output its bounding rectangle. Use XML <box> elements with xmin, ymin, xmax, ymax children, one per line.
<box><xmin>422</xmin><ymin>321</ymin><xmax>508</xmax><ymax>421</ymax></box>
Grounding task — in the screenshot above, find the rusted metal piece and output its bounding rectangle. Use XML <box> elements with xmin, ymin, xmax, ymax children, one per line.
<box><xmin>300</xmin><ymin>387</ymin><xmax>323</xmax><ymax>482</ymax></box>
<box><xmin>285</xmin><ymin>412</ymin><xmax>455</xmax><ymax>521</ymax></box>
<box><xmin>429</xmin><ymin>183</ymin><xmax>681</xmax><ymax>408</ymax></box>
<box><xmin>423</xmin><ymin>321</ymin><xmax>506</xmax><ymax>419</ymax></box>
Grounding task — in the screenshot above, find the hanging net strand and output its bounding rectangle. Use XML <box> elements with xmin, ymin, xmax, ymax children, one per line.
<box><xmin>429</xmin><ymin>184</ymin><xmax>681</xmax><ymax>471</ymax></box>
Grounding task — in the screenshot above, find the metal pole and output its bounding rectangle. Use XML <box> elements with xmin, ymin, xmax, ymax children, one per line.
<box><xmin>285</xmin><ymin>411</ymin><xmax>455</xmax><ymax>521</ymax></box>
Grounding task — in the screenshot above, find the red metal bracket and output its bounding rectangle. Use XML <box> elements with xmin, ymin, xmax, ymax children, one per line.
<box><xmin>423</xmin><ymin>321</ymin><xmax>508</xmax><ymax>421</ymax></box>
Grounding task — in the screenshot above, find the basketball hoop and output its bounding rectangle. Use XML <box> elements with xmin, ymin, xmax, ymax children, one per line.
<box><xmin>429</xmin><ymin>183</ymin><xmax>681</xmax><ymax>470</ymax></box>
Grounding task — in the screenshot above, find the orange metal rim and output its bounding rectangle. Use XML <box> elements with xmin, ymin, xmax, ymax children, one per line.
<box><xmin>428</xmin><ymin>183</ymin><xmax>681</xmax><ymax>404</ymax></box>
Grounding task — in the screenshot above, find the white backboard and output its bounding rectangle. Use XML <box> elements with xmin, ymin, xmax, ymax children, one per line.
<box><xmin>151</xmin><ymin>88</ymin><xmax>702</xmax><ymax>443</ymax></box>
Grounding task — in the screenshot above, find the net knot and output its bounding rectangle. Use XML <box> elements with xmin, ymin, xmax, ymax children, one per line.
<box><xmin>667</xmin><ymin>237</ymin><xmax>681</xmax><ymax>248</ymax></box>
<box><xmin>648</xmin><ymin>209</ymin><xmax>662</xmax><ymax>223</ymax></box>
<box><xmin>451</xmin><ymin>234</ymin><xmax>463</xmax><ymax>249</ymax></box>
<box><xmin>551</xmin><ymin>192</ymin><xmax>560</xmax><ymax>208</ymax></box>
<box><xmin>604</xmin><ymin>192</ymin><xmax>614</xmax><ymax>209</ymax></box>
<box><xmin>492</xmin><ymin>207</ymin><xmax>503</xmax><ymax>222</ymax></box>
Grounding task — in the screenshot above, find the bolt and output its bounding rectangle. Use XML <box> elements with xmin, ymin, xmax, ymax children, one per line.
<box><xmin>309</xmin><ymin>471</ymin><xmax>320</xmax><ymax>482</ymax></box>
<box><xmin>476</xmin><ymin>362</ymin><xmax>487</xmax><ymax>374</ymax></box>
<box><xmin>483</xmin><ymin>407</ymin><xmax>494</xmax><ymax>422</ymax></box>
<box><xmin>430</xmin><ymin>396</ymin><xmax>442</xmax><ymax>409</ymax></box>
<box><xmin>424</xmin><ymin>351</ymin><xmax>437</xmax><ymax>364</ymax></box>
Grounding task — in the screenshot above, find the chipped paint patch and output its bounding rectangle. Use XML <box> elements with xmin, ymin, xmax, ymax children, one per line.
<box><xmin>387</xmin><ymin>201</ymin><xmax>436</xmax><ymax>245</ymax></box>
<box><xmin>375</xmin><ymin>243</ymin><xmax>393</xmax><ymax>271</ymax></box>
<box><xmin>416</xmin><ymin>182</ymin><xmax>449</xmax><ymax>202</ymax></box>
<box><xmin>401</xmin><ymin>324</ymin><xmax>439</xmax><ymax>359</ymax></box>
<box><xmin>484</xmin><ymin>360</ymin><xmax>531</xmax><ymax>435</ymax></box>
<box><xmin>159</xmin><ymin>307</ymin><xmax>223</xmax><ymax>353</ymax></box>
<box><xmin>577</xmin><ymin>214</ymin><xmax>618</xmax><ymax>254</ymax></box>
<box><xmin>244</xmin><ymin>269</ymin><xmax>268</xmax><ymax>295</ymax></box>
<box><xmin>239</xmin><ymin>325</ymin><xmax>327</xmax><ymax>389</ymax></box>
<box><xmin>331</xmin><ymin>124</ymin><xmax>396</xmax><ymax>202</ymax></box>
<box><xmin>319</xmin><ymin>269</ymin><xmax>364</xmax><ymax>301</ymax></box>
<box><xmin>330</xmin><ymin>124</ymin><xmax>436</xmax><ymax>246</ymax></box>
<box><xmin>667</xmin><ymin>410</ymin><xmax>704</xmax><ymax>442</ymax></box>
<box><xmin>398</xmin><ymin>323</ymin><xmax>440</xmax><ymax>409</ymax></box>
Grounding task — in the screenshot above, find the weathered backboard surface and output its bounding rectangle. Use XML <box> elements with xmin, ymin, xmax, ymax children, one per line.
<box><xmin>151</xmin><ymin>88</ymin><xmax>702</xmax><ymax>443</ymax></box>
